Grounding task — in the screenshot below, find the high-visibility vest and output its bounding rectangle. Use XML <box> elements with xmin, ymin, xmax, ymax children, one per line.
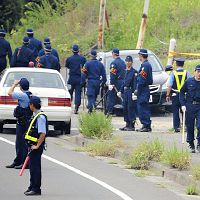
<box><xmin>25</xmin><ymin>112</ymin><xmax>46</xmax><ymax>143</ymax></box>
<box><xmin>173</xmin><ymin>70</ymin><xmax>187</xmax><ymax>92</ymax></box>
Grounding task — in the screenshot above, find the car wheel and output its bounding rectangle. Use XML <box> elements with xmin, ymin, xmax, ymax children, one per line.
<box><xmin>62</xmin><ymin>120</ymin><xmax>71</xmax><ymax>134</ymax></box>
<box><xmin>0</xmin><ymin>122</ymin><xmax>3</xmax><ymax>133</ymax></box>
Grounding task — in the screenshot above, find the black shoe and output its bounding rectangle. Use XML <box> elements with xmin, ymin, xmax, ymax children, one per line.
<box><xmin>188</xmin><ymin>142</ymin><xmax>195</xmax><ymax>153</ymax></box>
<box><xmin>174</xmin><ymin>128</ymin><xmax>180</xmax><ymax>133</ymax></box>
<box><xmin>119</xmin><ymin>122</ymin><xmax>129</xmax><ymax>131</ymax></box>
<box><xmin>24</xmin><ymin>189</ymin><xmax>31</xmax><ymax>195</ymax></box>
<box><xmin>124</xmin><ymin>126</ymin><xmax>135</xmax><ymax>131</ymax></box>
<box><xmin>74</xmin><ymin>106</ymin><xmax>79</xmax><ymax>114</ymax></box>
<box><xmin>14</xmin><ymin>164</ymin><xmax>23</xmax><ymax>169</ymax></box>
<box><xmin>6</xmin><ymin>163</ymin><xmax>16</xmax><ymax>168</ymax></box>
<box><xmin>136</xmin><ymin>126</ymin><xmax>152</xmax><ymax>132</ymax></box>
<box><xmin>24</xmin><ymin>190</ymin><xmax>41</xmax><ymax>196</ymax></box>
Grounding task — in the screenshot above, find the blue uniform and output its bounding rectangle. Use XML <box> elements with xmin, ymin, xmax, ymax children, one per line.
<box><xmin>65</xmin><ymin>54</ymin><xmax>86</xmax><ymax>108</ymax></box>
<box><xmin>121</xmin><ymin>67</ymin><xmax>137</xmax><ymax>124</ymax></box>
<box><xmin>28</xmin><ymin>36</ymin><xmax>43</xmax><ymax>58</ymax></box>
<box><xmin>38</xmin><ymin>48</ymin><xmax>59</xmax><ymax>62</ymax></box>
<box><xmin>38</xmin><ymin>53</ymin><xmax>60</xmax><ymax>72</ymax></box>
<box><xmin>106</xmin><ymin>57</ymin><xmax>126</xmax><ymax>114</ymax></box>
<box><xmin>12</xmin><ymin>91</ymin><xmax>31</xmax><ymax>166</ymax></box>
<box><xmin>11</xmin><ymin>45</ymin><xmax>35</xmax><ymax>67</ymax></box>
<box><xmin>167</xmin><ymin>68</ymin><xmax>191</xmax><ymax>130</ymax></box>
<box><xmin>0</xmin><ymin>37</ymin><xmax>12</xmax><ymax>72</ymax></box>
<box><xmin>137</xmin><ymin>59</ymin><xmax>153</xmax><ymax>127</ymax></box>
<box><xmin>29</xmin><ymin>111</ymin><xmax>47</xmax><ymax>193</ymax></box>
<box><xmin>180</xmin><ymin>77</ymin><xmax>200</xmax><ymax>143</ymax></box>
<box><xmin>81</xmin><ymin>58</ymin><xmax>107</xmax><ymax>112</ymax></box>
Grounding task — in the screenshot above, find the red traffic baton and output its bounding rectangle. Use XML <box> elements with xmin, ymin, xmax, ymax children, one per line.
<box><xmin>19</xmin><ymin>150</ymin><xmax>31</xmax><ymax>176</ymax></box>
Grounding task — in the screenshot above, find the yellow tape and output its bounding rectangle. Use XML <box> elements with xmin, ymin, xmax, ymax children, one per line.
<box><xmin>168</xmin><ymin>51</ymin><xmax>200</xmax><ymax>58</ymax></box>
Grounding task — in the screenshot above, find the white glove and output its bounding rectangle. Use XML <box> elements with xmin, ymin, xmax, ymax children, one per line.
<box><xmin>117</xmin><ymin>92</ymin><xmax>121</xmax><ymax>98</ymax></box>
<box><xmin>132</xmin><ymin>94</ymin><xmax>137</xmax><ymax>101</ymax></box>
<box><xmin>108</xmin><ymin>85</ymin><xmax>114</xmax><ymax>91</ymax></box>
<box><xmin>181</xmin><ymin>106</ymin><xmax>186</xmax><ymax>112</ymax></box>
<box><xmin>67</xmin><ymin>84</ymin><xmax>72</xmax><ymax>90</ymax></box>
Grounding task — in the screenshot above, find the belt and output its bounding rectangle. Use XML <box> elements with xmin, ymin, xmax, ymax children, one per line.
<box><xmin>192</xmin><ymin>101</ymin><xmax>200</xmax><ymax>105</ymax></box>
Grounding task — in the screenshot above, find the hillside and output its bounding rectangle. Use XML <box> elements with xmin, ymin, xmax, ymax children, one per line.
<box><xmin>7</xmin><ymin>0</ymin><xmax>200</xmax><ymax>65</ymax></box>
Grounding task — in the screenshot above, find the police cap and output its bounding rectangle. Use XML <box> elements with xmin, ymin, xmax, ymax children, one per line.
<box><xmin>165</xmin><ymin>65</ymin><xmax>173</xmax><ymax>72</ymax></box>
<box><xmin>23</xmin><ymin>36</ymin><xmax>30</xmax><ymax>45</ymax></box>
<box><xmin>44</xmin><ymin>44</ymin><xmax>52</xmax><ymax>52</ymax></box>
<box><xmin>72</xmin><ymin>44</ymin><xmax>79</xmax><ymax>53</ymax></box>
<box><xmin>44</xmin><ymin>37</ymin><xmax>51</xmax><ymax>45</ymax></box>
<box><xmin>195</xmin><ymin>64</ymin><xmax>200</xmax><ymax>71</ymax></box>
<box><xmin>112</xmin><ymin>48</ymin><xmax>119</xmax><ymax>55</ymax></box>
<box><xmin>0</xmin><ymin>29</ymin><xmax>6</xmax><ymax>36</ymax></box>
<box><xmin>27</xmin><ymin>28</ymin><xmax>34</xmax><ymax>35</ymax></box>
<box><xmin>138</xmin><ymin>49</ymin><xmax>148</xmax><ymax>55</ymax></box>
<box><xmin>90</xmin><ymin>49</ymin><xmax>97</xmax><ymax>57</ymax></box>
<box><xmin>174</xmin><ymin>58</ymin><xmax>185</xmax><ymax>67</ymax></box>
<box><xmin>30</xmin><ymin>96</ymin><xmax>41</xmax><ymax>107</ymax></box>
<box><xmin>125</xmin><ymin>55</ymin><xmax>133</xmax><ymax>62</ymax></box>
<box><xmin>19</xmin><ymin>78</ymin><xmax>29</xmax><ymax>91</ymax></box>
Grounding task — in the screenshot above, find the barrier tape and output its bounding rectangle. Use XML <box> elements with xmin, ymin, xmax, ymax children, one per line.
<box><xmin>168</xmin><ymin>51</ymin><xmax>200</xmax><ymax>58</ymax></box>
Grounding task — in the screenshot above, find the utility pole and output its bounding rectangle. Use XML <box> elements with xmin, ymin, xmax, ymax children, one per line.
<box><xmin>97</xmin><ymin>0</ymin><xmax>106</xmax><ymax>49</ymax></box>
<box><xmin>136</xmin><ymin>0</ymin><xmax>150</xmax><ymax>49</ymax></box>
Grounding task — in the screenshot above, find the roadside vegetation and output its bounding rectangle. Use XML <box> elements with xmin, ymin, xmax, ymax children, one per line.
<box><xmin>5</xmin><ymin>0</ymin><xmax>200</xmax><ymax>64</ymax></box>
<box><xmin>78</xmin><ymin>111</ymin><xmax>113</xmax><ymax>139</ymax></box>
<box><xmin>186</xmin><ymin>185</ymin><xmax>199</xmax><ymax>195</ymax></box>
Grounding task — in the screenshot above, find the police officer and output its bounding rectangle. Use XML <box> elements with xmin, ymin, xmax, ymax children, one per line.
<box><xmin>6</xmin><ymin>78</ymin><xmax>32</xmax><ymax>169</ymax></box>
<box><xmin>38</xmin><ymin>37</ymin><xmax>59</xmax><ymax>62</ymax></box>
<box><xmin>0</xmin><ymin>29</ymin><xmax>12</xmax><ymax>72</ymax></box>
<box><xmin>81</xmin><ymin>50</ymin><xmax>106</xmax><ymax>113</ymax></box>
<box><xmin>117</xmin><ymin>56</ymin><xmax>138</xmax><ymax>131</ymax></box>
<box><xmin>37</xmin><ymin>44</ymin><xmax>60</xmax><ymax>72</ymax></box>
<box><xmin>166</xmin><ymin>58</ymin><xmax>191</xmax><ymax>132</ymax></box>
<box><xmin>136</xmin><ymin>49</ymin><xmax>153</xmax><ymax>132</ymax></box>
<box><xmin>180</xmin><ymin>65</ymin><xmax>200</xmax><ymax>153</ymax></box>
<box><xmin>106</xmin><ymin>48</ymin><xmax>126</xmax><ymax>115</ymax></box>
<box><xmin>24</xmin><ymin>96</ymin><xmax>47</xmax><ymax>196</ymax></box>
<box><xmin>165</xmin><ymin>64</ymin><xmax>173</xmax><ymax>74</ymax></box>
<box><xmin>11</xmin><ymin>36</ymin><xmax>35</xmax><ymax>67</ymax></box>
<box><xmin>27</xmin><ymin>28</ymin><xmax>43</xmax><ymax>59</ymax></box>
<box><xmin>65</xmin><ymin>44</ymin><xmax>86</xmax><ymax>114</ymax></box>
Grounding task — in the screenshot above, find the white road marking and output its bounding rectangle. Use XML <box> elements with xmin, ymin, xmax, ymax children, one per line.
<box><xmin>0</xmin><ymin>136</ymin><xmax>134</xmax><ymax>200</ymax></box>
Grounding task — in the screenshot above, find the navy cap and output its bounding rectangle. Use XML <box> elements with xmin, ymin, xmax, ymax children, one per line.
<box><xmin>44</xmin><ymin>44</ymin><xmax>52</xmax><ymax>52</ymax></box>
<box><xmin>125</xmin><ymin>55</ymin><xmax>133</xmax><ymax>62</ymax></box>
<box><xmin>195</xmin><ymin>64</ymin><xmax>200</xmax><ymax>71</ymax></box>
<box><xmin>174</xmin><ymin>58</ymin><xmax>185</xmax><ymax>66</ymax></box>
<box><xmin>165</xmin><ymin>65</ymin><xmax>173</xmax><ymax>72</ymax></box>
<box><xmin>90</xmin><ymin>49</ymin><xmax>97</xmax><ymax>57</ymax></box>
<box><xmin>0</xmin><ymin>29</ymin><xmax>6</xmax><ymax>35</ymax></box>
<box><xmin>23</xmin><ymin>36</ymin><xmax>29</xmax><ymax>44</ymax></box>
<box><xmin>112</xmin><ymin>48</ymin><xmax>119</xmax><ymax>55</ymax></box>
<box><xmin>138</xmin><ymin>49</ymin><xmax>148</xmax><ymax>55</ymax></box>
<box><xmin>30</xmin><ymin>96</ymin><xmax>41</xmax><ymax>106</ymax></box>
<box><xmin>27</xmin><ymin>28</ymin><xmax>34</xmax><ymax>34</ymax></box>
<box><xmin>19</xmin><ymin>78</ymin><xmax>29</xmax><ymax>90</ymax></box>
<box><xmin>72</xmin><ymin>44</ymin><xmax>79</xmax><ymax>53</ymax></box>
<box><xmin>44</xmin><ymin>37</ymin><xmax>50</xmax><ymax>44</ymax></box>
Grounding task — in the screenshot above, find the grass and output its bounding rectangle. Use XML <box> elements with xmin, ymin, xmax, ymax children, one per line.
<box><xmin>192</xmin><ymin>165</ymin><xmax>200</xmax><ymax>180</ymax></box>
<box><xmin>6</xmin><ymin>0</ymin><xmax>200</xmax><ymax>65</ymax></box>
<box><xmin>78</xmin><ymin>111</ymin><xmax>113</xmax><ymax>139</ymax></box>
<box><xmin>161</xmin><ymin>144</ymin><xmax>191</xmax><ymax>170</ymax></box>
<box><xmin>134</xmin><ymin>170</ymin><xmax>151</xmax><ymax>177</ymax></box>
<box><xmin>186</xmin><ymin>185</ymin><xmax>199</xmax><ymax>195</ymax></box>
<box><xmin>125</xmin><ymin>139</ymin><xmax>164</xmax><ymax>170</ymax></box>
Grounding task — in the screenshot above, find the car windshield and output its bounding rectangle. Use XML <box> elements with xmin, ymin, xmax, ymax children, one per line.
<box><xmin>105</xmin><ymin>54</ymin><xmax>163</xmax><ymax>72</ymax></box>
<box><xmin>4</xmin><ymin>71</ymin><xmax>65</xmax><ymax>89</ymax></box>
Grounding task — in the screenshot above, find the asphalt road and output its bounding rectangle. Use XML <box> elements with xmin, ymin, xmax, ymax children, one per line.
<box><xmin>0</xmin><ymin>126</ymin><xmax>193</xmax><ymax>200</ymax></box>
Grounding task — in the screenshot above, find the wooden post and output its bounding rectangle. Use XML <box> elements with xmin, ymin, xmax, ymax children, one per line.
<box><xmin>136</xmin><ymin>0</ymin><xmax>150</xmax><ymax>49</ymax></box>
<box><xmin>167</xmin><ymin>38</ymin><xmax>176</xmax><ymax>65</ymax></box>
<box><xmin>98</xmin><ymin>0</ymin><xmax>106</xmax><ymax>49</ymax></box>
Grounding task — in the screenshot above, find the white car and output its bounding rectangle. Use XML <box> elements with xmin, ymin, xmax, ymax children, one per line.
<box><xmin>0</xmin><ymin>68</ymin><xmax>72</xmax><ymax>134</ymax></box>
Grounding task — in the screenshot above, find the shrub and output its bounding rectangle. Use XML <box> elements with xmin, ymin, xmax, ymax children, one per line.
<box><xmin>125</xmin><ymin>139</ymin><xmax>164</xmax><ymax>170</ymax></box>
<box><xmin>192</xmin><ymin>165</ymin><xmax>200</xmax><ymax>180</ymax></box>
<box><xmin>186</xmin><ymin>185</ymin><xmax>199</xmax><ymax>195</ymax></box>
<box><xmin>161</xmin><ymin>144</ymin><xmax>191</xmax><ymax>170</ymax></box>
<box><xmin>78</xmin><ymin>111</ymin><xmax>113</xmax><ymax>139</ymax></box>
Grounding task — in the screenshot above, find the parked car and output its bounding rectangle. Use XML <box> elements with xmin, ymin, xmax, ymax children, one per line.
<box><xmin>0</xmin><ymin>68</ymin><xmax>72</xmax><ymax>134</ymax></box>
<box><xmin>97</xmin><ymin>49</ymin><xmax>169</xmax><ymax>111</ymax></box>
